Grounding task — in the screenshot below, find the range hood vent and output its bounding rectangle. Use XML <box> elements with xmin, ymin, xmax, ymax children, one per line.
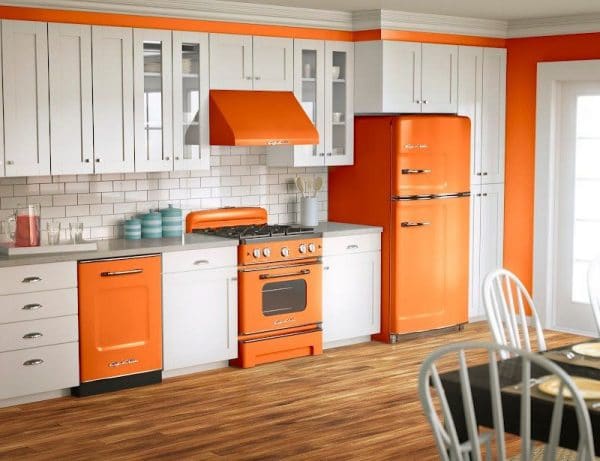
<box><xmin>209</xmin><ymin>90</ymin><xmax>319</xmax><ymax>146</ymax></box>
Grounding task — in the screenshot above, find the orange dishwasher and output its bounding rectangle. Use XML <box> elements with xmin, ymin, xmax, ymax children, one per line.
<box><xmin>75</xmin><ymin>255</ymin><xmax>162</xmax><ymax>396</ymax></box>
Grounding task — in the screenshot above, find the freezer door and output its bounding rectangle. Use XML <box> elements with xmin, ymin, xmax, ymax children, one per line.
<box><xmin>392</xmin><ymin>115</ymin><xmax>470</xmax><ymax>197</ymax></box>
<box><xmin>390</xmin><ymin>196</ymin><xmax>469</xmax><ymax>333</ymax></box>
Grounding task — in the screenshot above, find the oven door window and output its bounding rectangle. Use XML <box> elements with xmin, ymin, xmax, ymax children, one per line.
<box><xmin>262</xmin><ymin>280</ymin><xmax>307</xmax><ymax>316</ymax></box>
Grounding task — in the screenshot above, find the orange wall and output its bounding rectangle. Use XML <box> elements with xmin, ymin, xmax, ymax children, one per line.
<box><xmin>504</xmin><ymin>32</ymin><xmax>600</xmax><ymax>291</ymax></box>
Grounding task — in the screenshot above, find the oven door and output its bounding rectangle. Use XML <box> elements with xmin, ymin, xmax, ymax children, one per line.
<box><xmin>239</xmin><ymin>260</ymin><xmax>322</xmax><ymax>335</ymax></box>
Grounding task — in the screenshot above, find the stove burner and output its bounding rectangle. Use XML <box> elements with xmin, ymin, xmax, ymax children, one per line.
<box><xmin>193</xmin><ymin>224</ymin><xmax>316</xmax><ymax>240</ymax></box>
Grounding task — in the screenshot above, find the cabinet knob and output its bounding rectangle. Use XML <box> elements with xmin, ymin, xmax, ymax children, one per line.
<box><xmin>6</xmin><ymin>160</ymin><xmax>13</xmax><ymax>165</ymax></box>
<box><xmin>482</xmin><ymin>172</ymin><xmax>488</xmax><ymax>176</ymax></box>
<box><xmin>84</xmin><ymin>158</ymin><xmax>90</xmax><ymax>163</ymax></box>
<box><xmin>422</xmin><ymin>100</ymin><xmax>429</xmax><ymax>104</ymax></box>
<box><xmin>254</xmin><ymin>76</ymin><xmax>261</xmax><ymax>80</ymax></box>
<box><xmin>476</xmin><ymin>172</ymin><xmax>482</xmax><ymax>176</ymax></box>
<box><xmin>165</xmin><ymin>156</ymin><xmax>171</xmax><ymax>161</ymax></box>
<box><xmin>326</xmin><ymin>152</ymin><xmax>332</xmax><ymax>156</ymax></box>
<box><xmin>323</xmin><ymin>266</ymin><xmax>329</xmax><ymax>271</ymax></box>
<box><xmin>96</xmin><ymin>158</ymin><xmax>102</xmax><ymax>163</ymax></box>
<box><xmin>482</xmin><ymin>193</ymin><xmax>488</xmax><ymax>197</ymax></box>
<box><xmin>245</xmin><ymin>76</ymin><xmax>253</xmax><ymax>80</ymax></box>
<box><xmin>175</xmin><ymin>156</ymin><xmax>180</xmax><ymax>160</ymax></box>
<box><xmin>319</xmin><ymin>153</ymin><xmax>325</xmax><ymax>157</ymax></box>
<box><xmin>415</xmin><ymin>100</ymin><xmax>421</xmax><ymax>104</ymax></box>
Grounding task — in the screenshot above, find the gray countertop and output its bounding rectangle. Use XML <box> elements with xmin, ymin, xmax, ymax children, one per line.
<box><xmin>0</xmin><ymin>222</ymin><xmax>381</xmax><ymax>268</ymax></box>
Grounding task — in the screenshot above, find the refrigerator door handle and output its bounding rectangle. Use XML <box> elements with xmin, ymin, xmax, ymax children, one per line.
<box><xmin>401</xmin><ymin>168</ymin><xmax>432</xmax><ymax>175</ymax></box>
<box><xmin>401</xmin><ymin>221</ymin><xmax>431</xmax><ymax>228</ymax></box>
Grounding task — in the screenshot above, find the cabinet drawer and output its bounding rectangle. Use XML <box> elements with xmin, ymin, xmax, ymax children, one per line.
<box><xmin>0</xmin><ymin>342</ymin><xmax>79</xmax><ymax>400</ymax></box>
<box><xmin>0</xmin><ymin>262</ymin><xmax>77</xmax><ymax>295</ymax></box>
<box><xmin>0</xmin><ymin>288</ymin><xmax>78</xmax><ymax>324</ymax></box>
<box><xmin>163</xmin><ymin>247</ymin><xmax>237</xmax><ymax>273</ymax></box>
<box><xmin>0</xmin><ymin>316</ymin><xmax>78</xmax><ymax>353</ymax></box>
<box><xmin>322</xmin><ymin>233</ymin><xmax>381</xmax><ymax>257</ymax></box>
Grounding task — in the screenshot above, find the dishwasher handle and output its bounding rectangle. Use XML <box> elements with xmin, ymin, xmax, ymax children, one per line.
<box><xmin>100</xmin><ymin>269</ymin><xmax>144</xmax><ymax>277</ymax></box>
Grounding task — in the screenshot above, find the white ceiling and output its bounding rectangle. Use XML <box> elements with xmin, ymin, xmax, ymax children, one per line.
<box><xmin>216</xmin><ymin>0</ymin><xmax>600</xmax><ymax>20</ymax></box>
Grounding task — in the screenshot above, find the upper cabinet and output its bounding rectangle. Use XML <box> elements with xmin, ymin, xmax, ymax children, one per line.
<box><xmin>458</xmin><ymin>46</ymin><xmax>506</xmax><ymax>185</ymax></box>
<box><xmin>133</xmin><ymin>28</ymin><xmax>173</xmax><ymax>172</ymax></box>
<box><xmin>266</xmin><ymin>39</ymin><xmax>353</xmax><ymax>167</ymax></box>
<box><xmin>172</xmin><ymin>31</ymin><xmax>210</xmax><ymax>172</ymax></box>
<box><xmin>354</xmin><ymin>41</ymin><xmax>458</xmax><ymax>114</ymax></box>
<box><xmin>209</xmin><ymin>34</ymin><xmax>293</xmax><ymax>91</ymax></box>
<box><xmin>91</xmin><ymin>26</ymin><xmax>135</xmax><ymax>174</ymax></box>
<box><xmin>2</xmin><ymin>20</ymin><xmax>50</xmax><ymax>177</ymax></box>
<box><xmin>48</xmin><ymin>23</ymin><xmax>94</xmax><ymax>175</ymax></box>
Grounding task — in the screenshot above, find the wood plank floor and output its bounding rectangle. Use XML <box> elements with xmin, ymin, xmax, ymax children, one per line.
<box><xmin>0</xmin><ymin>323</ymin><xmax>585</xmax><ymax>461</ymax></box>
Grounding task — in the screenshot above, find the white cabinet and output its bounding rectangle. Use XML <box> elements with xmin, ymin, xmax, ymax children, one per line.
<box><xmin>266</xmin><ymin>39</ymin><xmax>354</xmax><ymax>167</ymax></box>
<box><xmin>2</xmin><ymin>20</ymin><xmax>50</xmax><ymax>177</ymax></box>
<box><xmin>458</xmin><ymin>46</ymin><xmax>506</xmax><ymax>185</ymax></box>
<box><xmin>133</xmin><ymin>28</ymin><xmax>173</xmax><ymax>172</ymax></box>
<box><xmin>469</xmin><ymin>183</ymin><xmax>504</xmax><ymax>320</ymax></box>
<box><xmin>48</xmin><ymin>23</ymin><xmax>94</xmax><ymax>175</ymax></box>
<box><xmin>92</xmin><ymin>26</ymin><xmax>135</xmax><ymax>174</ymax></box>
<box><xmin>209</xmin><ymin>33</ymin><xmax>293</xmax><ymax>91</ymax></box>
<box><xmin>322</xmin><ymin>233</ymin><xmax>381</xmax><ymax>346</ymax></box>
<box><xmin>172</xmin><ymin>31</ymin><xmax>210</xmax><ymax>171</ymax></box>
<box><xmin>354</xmin><ymin>41</ymin><xmax>457</xmax><ymax>114</ymax></box>
<box><xmin>162</xmin><ymin>247</ymin><xmax>238</xmax><ymax>372</ymax></box>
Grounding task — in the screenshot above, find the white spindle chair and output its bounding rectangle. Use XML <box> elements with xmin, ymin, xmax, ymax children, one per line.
<box><xmin>482</xmin><ymin>269</ymin><xmax>546</xmax><ymax>359</ymax></box>
<box><xmin>587</xmin><ymin>256</ymin><xmax>600</xmax><ymax>336</ymax></box>
<box><xmin>418</xmin><ymin>341</ymin><xmax>595</xmax><ymax>461</ymax></box>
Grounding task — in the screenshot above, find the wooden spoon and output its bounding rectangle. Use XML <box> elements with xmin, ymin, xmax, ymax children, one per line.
<box><xmin>295</xmin><ymin>177</ymin><xmax>305</xmax><ymax>197</ymax></box>
<box><xmin>313</xmin><ymin>176</ymin><xmax>323</xmax><ymax>197</ymax></box>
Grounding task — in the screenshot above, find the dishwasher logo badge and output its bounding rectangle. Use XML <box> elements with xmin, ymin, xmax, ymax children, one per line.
<box><xmin>274</xmin><ymin>316</ymin><xmax>295</xmax><ymax>326</ymax></box>
<box><xmin>108</xmin><ymin>358</ymin><xmax>139</xmax><ymax>368</ymax></box>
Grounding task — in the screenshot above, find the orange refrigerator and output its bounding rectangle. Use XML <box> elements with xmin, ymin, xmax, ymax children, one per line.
<box><xmin>328</xmin><ymin>115</ymin><xmax>470</xmax><ymax>342</ymax></box>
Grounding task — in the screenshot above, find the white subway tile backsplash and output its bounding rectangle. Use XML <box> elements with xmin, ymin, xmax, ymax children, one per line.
<box><xmin>0</xmin><ymin>151</ymin><xmax>328</xmax><ymax>239</ymax></box>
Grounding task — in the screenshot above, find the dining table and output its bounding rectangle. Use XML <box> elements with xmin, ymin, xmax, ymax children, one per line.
<box><xmin>438</xmin><ymin>340</ymin><xmax>600</xmax><ymax>455</ymax></box>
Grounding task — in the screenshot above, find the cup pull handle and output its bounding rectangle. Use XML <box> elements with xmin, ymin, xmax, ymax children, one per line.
<box><xmin>23</xmin><ymin>359</ymin><xmax>44</xmax><ymax>366</ymax></box>
<box><xmin>23</xmin><ymin>332</ymin><xmax>43</xmax><ymax>339</ymax></box>
<box><xmin>22</xmin><ymin>276</ymin><xmax>42</xmax><ymax>283</ymax></box>
<box><xmin>346</xmin><ymin>244</ymin><xmax>359</xmax><ymax>250</ymax></box>
<box><xmin>22</xmin><ymin>303</ymin><xmax>42</xmax><ymax>311</ymax></box>
<box><xmin>194</xmin><ymin>260</ymin><xmax>210</xmax><ymax>265</ymax></box>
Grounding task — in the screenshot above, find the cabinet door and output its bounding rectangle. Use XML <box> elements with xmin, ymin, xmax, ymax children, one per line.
<box><xmin>382</xmin><ymin>41</ymin><xmax>421</xmax><ymax>113</ymax></box>
<box><xmin>2</xmin><ymin>20</ymin><xmax>50</xmax><ymax>177</ymax></box>
<box><xmin>480</xmin><ymin>48</ymin><xmax>506</xmax><ymax>184</ymax></box>
<box><xmin>469</xmin><ymin>185</ymin><xmax>482</xmax><ymax>319</ymax></box>
<box><xmin>322</xmin><ymin>251</ymin><xmax>381</xmax><ymax>343</ymax></box>
<box><xmin>133</xmin><ymin>28</ymin><xmax>173</xmax><ymax>172</ymax></box>
<box><xmin>92</xmin><ymin>26</ymin><xmax>134</xmax><ymax>173</ymax></box>
<box><xmin>325</xmin><ymin>41</ymin><xmax>354</xmax><ymax>166</ymax></box>
<box><xmin>209</xmin><ymin>33</ymin><xmax>253</xmax><ymax>90</ymax></box>
<box><xmin>48</xmin><ymin>23</ymin><xmax>94</xmax><ymax>175</ymax></box>
<box><xmin>457</xmin><ymin>46</ymin><xmax>483</xmax><ymax>185</ymax></box>
<box><xmin>421</xmin><ymin>43</ymin><xmax>458</xmax><ymax>113</ymax></box>
<box><xmin>470</xmin><ymin>183</ymin><xmax>504</xmax><ymax>319</ymax></box>
<box><xmin>252</xmin><ymin>36</ymin><xmax>293</xmax><ymax>91</ymax></box>
<box><xmin>173</xmin><ymin>31</ymin><xmax>209</xmax><ymax>172</ymax></box>
<box><xmin>163</xmin><ymin>267</ymin><xmax>237</xmax><ymax>370</ymax></box>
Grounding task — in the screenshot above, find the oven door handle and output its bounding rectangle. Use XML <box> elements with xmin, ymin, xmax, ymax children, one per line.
<box><xmin>259</xmin><ymin>269</ymin><xmax>310</xmax><ymax>280</ymax></box>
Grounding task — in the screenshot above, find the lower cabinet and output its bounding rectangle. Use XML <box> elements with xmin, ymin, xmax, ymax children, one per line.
<box><xmin>162</xmin><ymin>248</ymin><xmax>238</xmax><ymax>371</ymax></box>
<box><xmin>322</xmin><ymin>233</ymin><xmax>381</xmax><ymax>345</ymax></box>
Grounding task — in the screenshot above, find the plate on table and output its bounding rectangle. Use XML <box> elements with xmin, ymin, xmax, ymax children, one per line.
<box><xmin>572</xmin><ymin>342</ymin><xmax>600</xmax><ymax>358</ymax></box>
<box><xmin>538</xmin><ymin>376</ymin><xmax>600</xmax><ymax>400</ymax></box>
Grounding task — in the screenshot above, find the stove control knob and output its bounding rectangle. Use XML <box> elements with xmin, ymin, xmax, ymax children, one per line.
<box><xmin>308</xmin><ymin>243</ymin><xmax>316</xmax><ymax>253</ymax></box>
<box><xmin>252</xmin><ymin>248</ymin><xmax>261</xmax><ymax>258</ymax></box>
<box><xmin>281</xmin><ymin>247</ymin><xmax>290</xmax><ymax>257</ymax></box>
<box><xmin>263</xmin><ymin>248</ymin><xmax>271</xmax><ymax>257</ymax></box>
<box><xmin>299</xmin><ymin>244</ymin><xmax>307</xmax><ymax>254</ymax></box>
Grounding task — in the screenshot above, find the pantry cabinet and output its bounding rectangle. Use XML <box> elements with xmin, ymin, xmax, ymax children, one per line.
<box><xmin>162</xmin><ymin>247</ymin><xmax>238</xmax><ymax>373</ymax></box>
<box><xmin>48</xmin><ymin>23</ymin><xmax>94</xmax><ymax>175</ymax></box>
<box><xmin>354</xmin><ymin>41</ymin><xmax>457</xmax><ymax>114</ymax></box>
<box><xmin>2</xmin><ymin>20</ymin><xmax>50</xmax><ymax>177</ymax></box>
<box><xmin>322</xmin><ymin>233</ymin><xmax>381</xmax><ymax>346</ymax></box>
<box><xmin>209</xmin><ymin>34</ymin><xmax>293</xmax><ymax>91</ymax></box>
<box><xmin>266</xmin><ymin>40</ymin><xmax>354</xmax><ymax>167</ymax></box>
<box><xmin>469</xmin><ymin>183</ymin><xmax>504</xmax><ymax>320</ymax></box>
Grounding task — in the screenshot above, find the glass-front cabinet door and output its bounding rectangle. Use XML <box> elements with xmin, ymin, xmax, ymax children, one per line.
<box><xmin>325</xmin><ymin>41</ymin><xmax>353</xmax><ymax>166</ymax></box>
<box><xmin>172</xmin><ymin>31</ymin><xmax>209</xmax><ymax>171</ymax></box>
<box><xmin>133</xmin><ymin>29</ymin><xmax>173</xmax><ymax>172</ymax></box>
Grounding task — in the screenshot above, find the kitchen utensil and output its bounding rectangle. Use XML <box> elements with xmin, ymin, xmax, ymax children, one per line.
<box><xmin>295</xmin><ymin>177</ymin><xmax>306</xmax><ymax>197</ymax></box>
<box><xmin>69</xmin><ymin>222</ymin><xmax>84</xmax><ymax>243</ymax></box>
<box><xmin>46</xmin><ymin>222</ymin><xmax>61</xmax><ymax>245</ymax></box>
<box><xmin>538</xmin><ymin>375</ymin><xmax>600</xmax><ymax>400</ymax></box>
<box><xmin>161</xmin><ymin>204</ymin><xmax>183</xmax><ymax>237</ymax></box>
<box><xmin>332</xmin><ymin>66</ymin><xmax>341</xmax><ymax>80</ymax></box>
<box><xmin>572</xmin><ymin>342</ymin><xmax>600</xmax><ymax>358</ymax></box>
<box><xmin>12</xmin><ymin>205</ymin><xmax>41</xmax><ymax>247</ymax></box>
<box><xmin>124</xmin><ymin>218</ymin><xmax>142</xmax><ymax>240</ymax></box>
<box><xmin>305</xmin><ymin>177</ymin><xmax>313</xmax><ymax>198</ymax></box>
<box><xmin>313</xmin><ymin>176</ymin><xmax>323</xmax><ymax>197</ymax></box>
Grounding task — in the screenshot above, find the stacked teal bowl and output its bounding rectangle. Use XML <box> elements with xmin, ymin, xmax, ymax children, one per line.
<box><xmin>124</xmin><ymin>218</ymin><xmax>141</xmax><ymax>240</ymax></box>
<box><xmin>161</xmin><ymin>204</ymin><xmax>183</xmax><ymax>238</ymax></box>
<box><xmin>141</xmin><ymin>211</ymin><xmax>162</xmax><ymax>238</ymax></box>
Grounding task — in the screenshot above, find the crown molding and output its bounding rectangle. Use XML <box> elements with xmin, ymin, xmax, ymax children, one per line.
<box><xmin>0</xmin><ymin>0</ymin><xmax>354</xmax><ymax>30</ymax></box>
<box><xmin>507</xmin><ymin>14</ymin><xmax>600</xmax><ymax>38</ymax></box>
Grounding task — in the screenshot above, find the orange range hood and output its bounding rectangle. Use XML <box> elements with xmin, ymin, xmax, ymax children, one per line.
<box><xmin>209</xmin><ymin>90</ymin><xmax>319</xmax><ymax>146</ymax></box>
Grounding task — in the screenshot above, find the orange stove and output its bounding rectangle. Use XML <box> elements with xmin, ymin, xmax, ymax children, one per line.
<box><xmin>186</xmin><ymin>207</ymin><xmax>323</xmax><ymax>368</ymax></box>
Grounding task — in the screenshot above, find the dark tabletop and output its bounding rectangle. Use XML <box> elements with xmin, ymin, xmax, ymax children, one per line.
<box><xmin>439</xmin><ymin>344</ymin><xmax>600</xmax><ymax>455</ymax></box>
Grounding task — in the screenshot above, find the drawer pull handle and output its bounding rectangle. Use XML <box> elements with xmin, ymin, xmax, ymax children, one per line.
<box><xmin>401</xmin><ymin>169</ymin><xmax>431</xmax><ymax>175</ymax></box>
<box><xmin>23</xmin><ymin>359</ymin><xmax>44</xmax><ymax>366</ymax></box>
<box><xmin>22</xmin><ymin>303</ymin><xmax>42</xmax><ymax>311</ymax></box>
<box><xmin>23</xmin><ymin>332</ymin><xmax>43</xmax><ymax>339</ymax></box>
<box><xmin>346</xmin><ymin>244</ymin><xmax>359</xmax><ymax>250</ymax></box>
<box><xmin>101</xmin><ymin>269</ymin><xmax>143</xmax><ymax>277</ymax></box>
<box><xmin>193</xmin><ymin>260</ymin><xmax>210</xmax><ymax>265</ymax></box>
<box><xmin>401</xmin><ymin>221</ymin><xmax>431</xmax><ymax>228</ymax></box>
<box><xmin>22</xmin><ymin>276</ymin><xmax>42</xmax><ymax>283</ymax></box>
